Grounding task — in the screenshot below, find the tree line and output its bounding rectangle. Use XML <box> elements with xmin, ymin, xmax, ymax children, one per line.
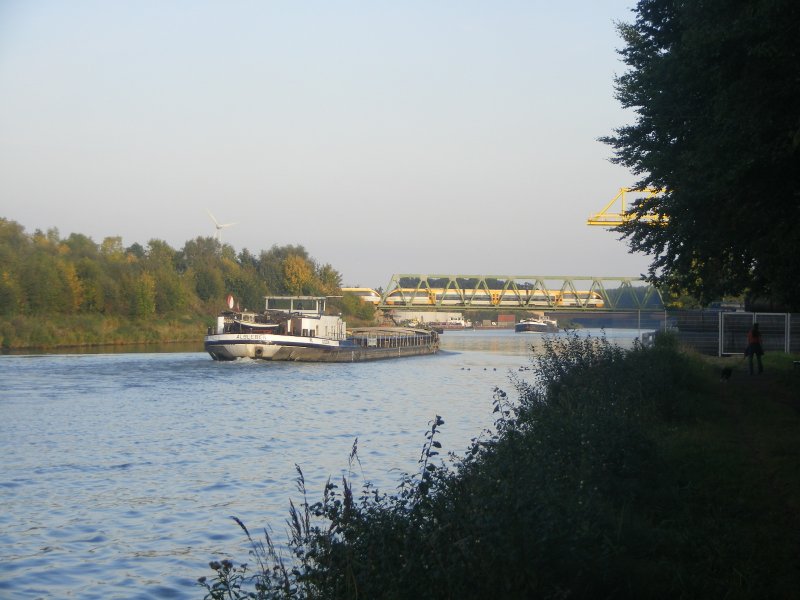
<box><xmin>0</xmin><ymin>218</ymin><xmax>345</xmax><ymax>319</ymax></box>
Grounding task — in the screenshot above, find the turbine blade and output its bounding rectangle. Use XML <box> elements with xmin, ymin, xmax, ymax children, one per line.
<box><xmin>206</xmin><ymin>210</ymin><xmax>220</xmax><ymax>227</ymax></box>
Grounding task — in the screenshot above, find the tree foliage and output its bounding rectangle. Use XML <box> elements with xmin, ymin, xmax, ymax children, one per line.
<box><xmin>0</xmin><ymin>218</ymin><xmax>347</xmax><ymax>321</ymax></box>
<box><xmin>602</xmin><ymin>0</ymin><xmax>800</xmax><ymax>308</ymax></box>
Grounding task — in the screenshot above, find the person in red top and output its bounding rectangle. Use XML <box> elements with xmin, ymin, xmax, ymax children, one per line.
<box><xmin>746</xmin><ymin>323</ymin><xmax>764</xmax><ymax>375</ymax></box>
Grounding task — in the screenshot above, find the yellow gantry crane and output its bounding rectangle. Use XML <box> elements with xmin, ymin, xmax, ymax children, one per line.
<box><xmin>587</xmin><ymin>187</ymin><xmax>666</xmax><ymax>226</ymax></box>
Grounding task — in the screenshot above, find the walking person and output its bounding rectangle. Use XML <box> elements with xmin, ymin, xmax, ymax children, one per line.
<box><xmin>746</xmin><ymin>322</ymin><xmax>764</xmax><ymax>375</ymax></box>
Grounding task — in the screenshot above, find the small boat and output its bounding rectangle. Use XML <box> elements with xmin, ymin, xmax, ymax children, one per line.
<box><xmin>514</xmin><ymin>315</ymin><xmax>559</xmax><ymax>333</ymax></box>
<box><xmin>205</xmin><ymin>296</ymin><xmax>439</xmax><ymax>362</ymax></box>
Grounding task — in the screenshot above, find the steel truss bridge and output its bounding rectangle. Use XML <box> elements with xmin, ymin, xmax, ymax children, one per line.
<box><xmin>378</xmin><ymin>274</ymin><xmax>664</xmax><ymax>311</ymax></box>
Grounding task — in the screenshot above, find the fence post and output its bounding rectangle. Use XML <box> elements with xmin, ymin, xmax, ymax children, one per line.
<box><xmin>718</xmin><ymin>311</ymin><xmax>723</xmax><ymax>357</ymax></box>
<box><xmin>786</xmin><ymin>313</ymin><xmax>791</xmax><ymax>354</ymax></box>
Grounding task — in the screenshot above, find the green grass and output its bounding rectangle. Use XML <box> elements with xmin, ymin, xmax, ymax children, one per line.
<box><xmin>658</xmin><ymin>358</ymin><xmax>800</xmax><ymax>597</ymax></box>
<box><xmin>193</xmin><ymin>334</ymin><xmax>800</xmax><ymax>599</ymax></box>
<box><xmin>0</xmin><ymin>313</ymin><xmax>213</xmax><ymax>351</ymax></box>
<box><xmin>0</xmin><ymin>304</ymin><xmax>376</xmax><ymax>351</ymax></box>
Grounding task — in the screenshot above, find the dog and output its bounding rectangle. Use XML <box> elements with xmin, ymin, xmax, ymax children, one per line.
<box><xmin>720</xmin><ymin>366</ymin><xmax>733</xmax><ymax>382</ymax></box>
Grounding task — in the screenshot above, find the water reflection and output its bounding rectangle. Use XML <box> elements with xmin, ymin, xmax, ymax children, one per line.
<box><xmin>0</xmin><ymin>328</ymin><xmax>649</xmax><ymax>600</ymax></box>
<box><xmin>440</xmin><ymin>328</ymin><xmax>646</xmax><ymax>355</ymax></box>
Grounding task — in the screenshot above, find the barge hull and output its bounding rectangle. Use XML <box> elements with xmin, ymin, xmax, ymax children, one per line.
<box><xmin>205</xmin><ymin>341</ymin><xmax>438</xmax><ymax>362</ymax></box>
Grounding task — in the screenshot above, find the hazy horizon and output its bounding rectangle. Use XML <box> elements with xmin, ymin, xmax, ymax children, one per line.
<box><xmin>0</xmin><ymin>1</ymin><xmax>648</xmax><ymax>289</ymax></box>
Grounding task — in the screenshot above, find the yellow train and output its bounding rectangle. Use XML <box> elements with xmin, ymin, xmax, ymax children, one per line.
<box><xmin>342</xmin><ymin>287</ymin><xmax>605</xmax><ymax>308</ymax></box>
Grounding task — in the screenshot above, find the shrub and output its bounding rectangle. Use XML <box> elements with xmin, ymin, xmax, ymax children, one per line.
<box><xmin>198</xmin><ymin>333</ymin><xmax>713</xmax><ymax>599</ymax></box>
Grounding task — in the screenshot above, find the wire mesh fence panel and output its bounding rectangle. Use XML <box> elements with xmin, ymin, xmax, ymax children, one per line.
<box><xmin>667</xmin><ymin>310</ymin><xmax>722</xmax><ymax>355</ymax></box>
<box><xmin>754</xmin><ymin>313</ymin><xmax>788</xmax><ymax>353</ymax></box>
<box><xmin>791</xmin><ymin>315</ymin><xmax>800</xmax><ymax>354</ymax></box>
<box><xmin>721</xmin><ymin>312</ymin><xmax>754</xmax><ymax>356</ymax></box>
<box><xmin>668</xmin><ymin>311</ymin><xmax>797</xmax><ymax>356</ymax></box>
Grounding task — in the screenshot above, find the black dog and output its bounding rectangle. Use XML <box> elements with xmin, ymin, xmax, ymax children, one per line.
<box><xmin>720</xmin><ymin>366</ymin><xmax>733</xmax><ymax>382</ymax></box>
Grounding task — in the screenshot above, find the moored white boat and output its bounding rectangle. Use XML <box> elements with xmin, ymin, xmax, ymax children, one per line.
<box><xmin>427</xmin><ymin>316</ymin><xmax>471</xmax><ymax>330</ymax></box>
<box><xmin>204</xmin><ymin>296</ymin><xmax>439</xmax><ymax>362</ymax></box>
<box><xmin>514</xmin><ymin>315</ymin><xmax>559</xmax><ymax>333</ymax></box>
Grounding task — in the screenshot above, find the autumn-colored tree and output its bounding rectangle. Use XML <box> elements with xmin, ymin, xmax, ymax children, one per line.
<box><xmin>0</xmin><ymin>219</ymin><xmax>346</xmax><ymax>320</ymax></box>
<box><xmin>58</xmin><ymin>261</ymin><xmax>84</xmax><ymax>313</ymax></box>
<box><xmin>316</xmin><ymin>263</ymin><xmax>342</xmax><ymax>295</ymax></box>
<box><xmin>283</xmin><ymin>254</ymin><xmax>315</xmax><ymax>295</ymax></box>
<box><xmin>100</xmin><ymin>236</ymin><xmax>125</xmax><ymax>260</ymax></box>
<box><xmin>131</xmin><ymin>272</ymin><xmax>157</xmax><ymax>318</ymax></box>
<box><xmin>75</xmin><ymin>258</ymin><xmax>106</xmax><ymax>312</ymax></box>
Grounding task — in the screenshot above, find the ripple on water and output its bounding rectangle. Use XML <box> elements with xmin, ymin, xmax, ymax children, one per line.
<box><xmin>0</xmin><ymin>332</ymin><xmax>644</xmax><ymax>598</ymax></box>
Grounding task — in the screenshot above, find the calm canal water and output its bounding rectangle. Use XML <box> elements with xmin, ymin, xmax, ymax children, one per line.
<box><xmin>0</xmin><ymin>329</ymin><xmax>643</xmax><ymax>599</ymax></box>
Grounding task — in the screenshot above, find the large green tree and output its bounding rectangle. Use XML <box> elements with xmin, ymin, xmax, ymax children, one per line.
<box><xmin>603</xmin><ymin>0</ymin><xmax>800</xmax><ymax>308</ymax></box>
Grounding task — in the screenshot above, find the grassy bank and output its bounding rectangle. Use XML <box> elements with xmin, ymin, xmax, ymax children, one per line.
<box><xmin>0</xmin><ymin>313</ymin><xmax>212</xmax><ymax>351</ymax></box>
<box><xmin>198</xmin><ymin>334</ymin><xmax>800</xmax><ymax>599</ymax></box>
<box><xmin>0</xmin><ymin>311</ymin><xmax>381</xmax><ymax>352</ymax></box>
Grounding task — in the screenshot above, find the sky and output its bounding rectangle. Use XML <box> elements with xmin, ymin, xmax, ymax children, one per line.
<box><xmin>0</xmin><ymin>0</ymin><xmax>648</xmax><ymax>289</ymax></box>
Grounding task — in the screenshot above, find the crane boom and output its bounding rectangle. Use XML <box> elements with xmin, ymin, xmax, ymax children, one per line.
<box><xmin>587</xmin><ymin>187</ymin><xmax>666</xmax><ymax>226</ymax></box>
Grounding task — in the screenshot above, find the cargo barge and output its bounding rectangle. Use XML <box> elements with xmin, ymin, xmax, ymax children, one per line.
<box><xmin>205</xmin><ymin>296</ymin><xmax>439</xmax><ymax>362</ymax></box>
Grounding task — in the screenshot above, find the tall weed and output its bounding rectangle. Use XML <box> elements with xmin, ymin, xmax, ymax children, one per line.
<box><xmin>198</xmin><ymin>333</ymin><xmax>717</xmax><ymax>599</ymax></box>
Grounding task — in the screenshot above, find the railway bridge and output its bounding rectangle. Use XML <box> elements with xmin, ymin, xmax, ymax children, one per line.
<box><xmin>356</xmin><ymin>274</ymin><xmax>666</xmax><ymax>311</ymax></box>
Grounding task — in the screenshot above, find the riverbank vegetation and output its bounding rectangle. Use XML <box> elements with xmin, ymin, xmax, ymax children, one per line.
<box><xmin>198</xmin><ymin>334</ymin><xmax>800</xmax><ymax>598</ymax></box>
<box><xmin>0</xmin><ymin>313</ymin><xmax>205</xmax><ymax>351</ymax></box>
<box><xmin>0</xmin><ymin>218</ymin><xmax>376</xmax><ymax>349</ymax></box>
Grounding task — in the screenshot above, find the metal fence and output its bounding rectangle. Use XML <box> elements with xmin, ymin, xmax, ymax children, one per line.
<box><xmin>664</xmin><ymin>310</ymin><xmax>800</xmax><ymax>356</ymax></box>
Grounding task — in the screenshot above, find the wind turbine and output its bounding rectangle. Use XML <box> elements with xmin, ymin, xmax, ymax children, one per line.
<box><xmin>206</xmin><ymin>210</ymin><xmax>236</xmax><ymax>242</ymax></box>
